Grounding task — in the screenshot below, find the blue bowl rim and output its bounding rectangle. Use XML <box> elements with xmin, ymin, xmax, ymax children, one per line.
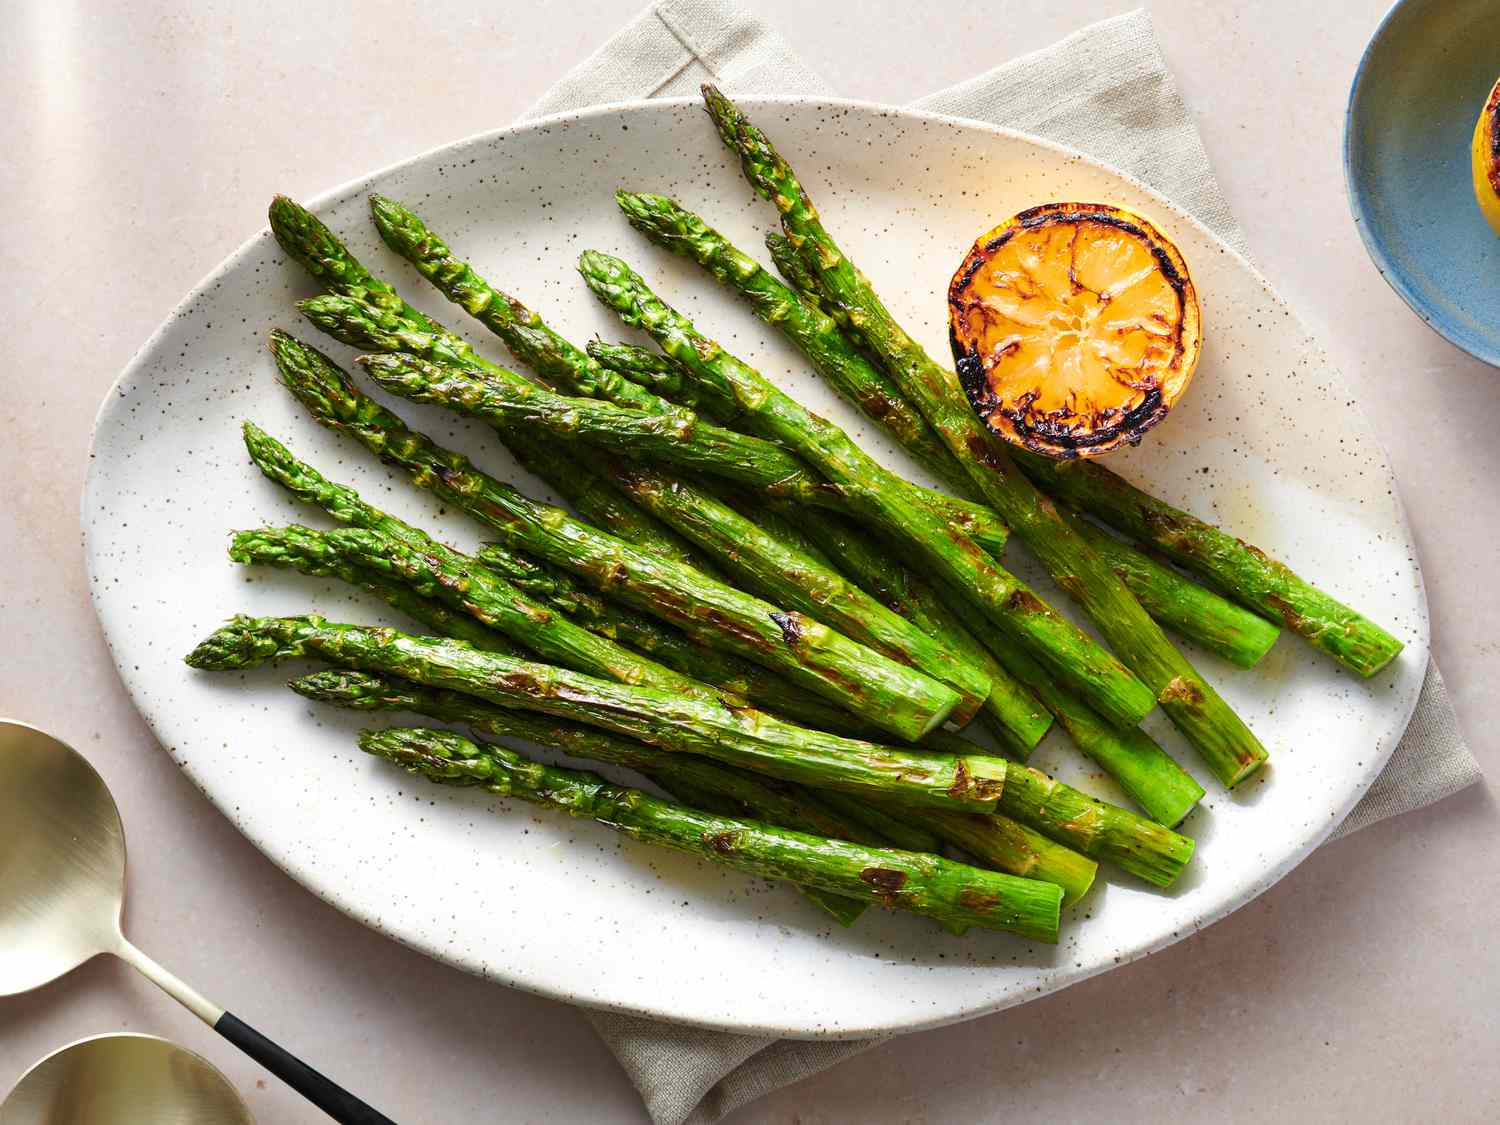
<box><xmin>1342</xmin><ymin>0</ymin><xmax>1500</xmax><ymax>368</ymax></box>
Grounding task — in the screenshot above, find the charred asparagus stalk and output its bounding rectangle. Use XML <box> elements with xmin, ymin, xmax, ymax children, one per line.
<box><xmin>186</xmin><ymin>616</ymin><xmax>1002</xmax><ymax>810</ymax></box>
<box><xmin>996</xmin><ymin>764</ymin><xmax>1196</xmax><ymax>888</ymax></box>
<box><xmin>1014</xmin><ymin>453</ymin><xmax>1403</xmax><ymax>677</ymax></box>
<box><xmin>471</xmin><ymin>541</ymin><xmax>867</xmax><ymax>734</ymax></box>
<box><xmin>288</xmin><ymin>669</ymin><xmax>874</xmax><ymax>924</ymax></box>
<box><xmin>357</xmin><ymin>725</ymin><xmax>1059</xmax><ymax>940</ymax></box>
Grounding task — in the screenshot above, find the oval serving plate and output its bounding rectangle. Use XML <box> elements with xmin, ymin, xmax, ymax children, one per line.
<box><xmin>84</xmin><ymin>96</ymin><xmax>1426</xmax><ymax>1039</ymax></box>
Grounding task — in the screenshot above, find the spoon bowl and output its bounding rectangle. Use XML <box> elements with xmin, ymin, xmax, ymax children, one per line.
<box><xmin>0</xmin><ymin>721</ymin><xmax>127</xmax><ymax>996</ymax></box>
<box><xmin>1</xmin><ymin>1034</ymin><xmax>254</xmax><ymax>1125</ymax></box>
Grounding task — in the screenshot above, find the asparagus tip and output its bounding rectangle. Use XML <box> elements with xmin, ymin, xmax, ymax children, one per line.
<box><xmin>358</xmin><ymin>726</ymin><xmax>495</xmax><ymax>785</ymax></box>
<box><xmin>184</xmin><ymin>613</ymin><xmax>286</xmax><ymax>670</ymax></box>
<box><xmin>288</xmin><ymin>668</ymin><xmax>394</xmax><ymax>708</ymax></box>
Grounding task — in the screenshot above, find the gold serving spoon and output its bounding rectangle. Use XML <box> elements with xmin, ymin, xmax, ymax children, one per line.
<box><xmin>1</xmin><ymin>1033</ymin><xmax>254</xmax><ymax>1124</ymax></box>
<box><xmin>0</xmin><ymin>720</ymin><xmax>395</xmax><ymax>1123</ymax></box>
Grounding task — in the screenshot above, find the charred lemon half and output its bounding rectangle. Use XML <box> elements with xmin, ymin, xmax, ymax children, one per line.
<box><xmin>1472</xmin><ymin>76</ymin><xmax>1500</xmax><ymax>237</ymax></box>
<box><xmin>948</xmin><ymin>202</ymin><xmax>1201</xmax><ymax>460</ymax></box>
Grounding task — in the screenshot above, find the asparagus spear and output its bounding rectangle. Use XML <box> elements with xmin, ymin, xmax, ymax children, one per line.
<box><xmin>782</xmin><ymin>509</ymin><xmax>1203</xmax><ymax>824</ymax></box>
<box><xmin>357</xmin><ymin>198</ymin><xmax>1017</xmax><ymax>556</ymax></box>
<box><xmin>810</xmin><ymin>791</ymin><xmax>942</xmax><ymax>854</ymax></box>
<box><xmin>268</xmin><ymin>205</ymin><xmax>706</xmax><ymax>570</ymax></box>
<box><xmin>226</xmin><ymin>523</ymin><xmax>523</xmax><ymax>656</ymax></box>
<box><xmin>357</xmin><ymin>350</ymin><xmax>839</xmax><ymax>506</ymax></box>
<box><xmin>288</xmin><ymin>669</ymin><xmax>873</xmax><ymax>838</ymax></box>
<box><xmin>234</xmin><ymin>521</ymin><xmax>733</xmax><ymax>701</ymax></box>
<box><xmin>1064</xmin><ymin>513</ymin><xmax>1280</xmax><ymax>669</ymax></box>
<box><xmin>472</xmin><ymin>541</ymin><xmax>866</xmax><ymax>733</ymax></box>
<box><xmin>1014</xmin><ymin>453</ymin><xmax>1403</xmax><ymax>677</ymax></box>
<box><xmin>577</xmin><ymin>248</ymin><xmax>1155</xmax><ymax>731</ymax></box>
<box><xmin>295</xmin><ymin>672</ymin><xmax>1085</xmax><ymax>923</ymax></box>
<box><xmin>186</xmin><ymin>616</ymin><xmax>1002</xmax><ymax>810</ymax></box>
<box><xmin>361</xmin><ymin>347</ymin><xmax>1011</xmax><ymax>557</ymax></box>
<box><xmin>358</xmin><ymin>726</ymin><xmax>1058</xmax><ymax>940</ymax></box>
<box><xmin>274</xmin><ymin>336</ymin><xmax>962</xmax><ymax>740</ymax></box>
<box><xmin>701</xmin><ymin>86</ymin><xmax>1268</xmax><ymax>788</ymax></box>
<box><xmin>924</xmin><ymin>812</ymin><xmax>1097</xmax><ymax>908</ymax></box>
<box><xmin>368</xmin><ymin>193</ymin><xmax>700</xmax><ymax>419</ymax></box>
<box><xmin>287</xmin><ymin>669</ymin><xmax>872</xmax><ymax>925</ymax></box>
<box><xmin>617</xmin><ymin>190</ymin><xmax>967</xmax><ymax>493</ymax></box>
<box><xmin>996</xmin><ymin>764</ymin><xmax>1195</xmax><ymax>888</ymax></box>
<box><xmin>774</xmin><ymin>508</ymin><xmax>1050</xmax><ymax>758</ymax></box>
<box><xmin>599</xmin><ymin>461</ymin><xmax>995</xmax><ymax>725</ymax></box>
<box><xmin>585</xmin><ymin>340</ymin><xmax>724</xmax><ymax>417</ymax></box>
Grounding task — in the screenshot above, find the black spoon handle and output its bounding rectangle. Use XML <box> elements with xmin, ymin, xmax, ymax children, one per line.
<box><xmin>215</xmin><ymin>1011</ymin><xmax>397</xmax><ymax>1123</ymax></box>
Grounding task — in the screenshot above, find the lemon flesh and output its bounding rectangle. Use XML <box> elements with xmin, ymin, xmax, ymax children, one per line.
<box><xmin>1473</xmin><ymin>77</ymin><xmax>1500</xmax><ymax>237</ymax></box>
<box><xmin>949</xmin><ymin>203</ymin><xmax>1200</xmax><ymax>460</ymax></box>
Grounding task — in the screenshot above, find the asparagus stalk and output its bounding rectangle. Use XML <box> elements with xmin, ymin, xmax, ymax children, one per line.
<box><xmin>701</xmin><ymin>86</ymin><xmax>1268</xmax><ymax>788</ymax></box>
<box><xmin>287</xmin><ymin>669</ymin><xmax>873</xmax><ymax>925</ymax></box>
<box><xmin>776</xmin><ymin>508</ymin><xmax>1050</xmax><ymax>759</ymax></box>
<box><xmin>783</xmin><ymin>509</ymin><xmax>1203</xmax><ymax>824</ymax></box>
<box><xmin>288</xmin><ymin>670</ymin><xmax>872</xmax><ymax>838</ymax></box>
<box><xmin>364</xmin><ymin>347</ymin><xmax>1011</xmax><ymax>556</ymax></box>
<box><xmin>186</xmin><ymin>616</ymin><xmax>1003</xmax><ymax>810</ymax></box>
<box><xmin>274</xmin><ymin>335</ymin><xmax>962</xmax><ymax>740</ymax></box>
<box><xmin>358</xmin><ymin>726</ymin><xmax>1058</xmax><ymax>940</ymax></box>
<box><xmin>268</xmin><ymin>205</ymin><xmax>706</xmax><ymax>570</ymax></box>
<box><xmin>996</xmin><ymin>764</ymin><xmax>1195</xmax><ymax>888</ymax></box>
<box><xmin>233</xmin><ymin>521</ymin><xmax>729</xmax><ymax>701</ymax></box>
<box><xmin>585</xmin><ymin>340</ymin><xmax>726</xmax><ymax>417</ymax></box>
<box><xmin>577</xmin><ymin>248</ymin><xmax>1155</xmax><ymax>731</ymax></box>
<box><xmin>356</xmin><ymin>350</ymin><xmax>839</xmax><ymax>506</ymax></box>
<box><xmin>317</xmin><ymin>670</ymin><xmax>1086</xmax><ymax>912</ymax></box>
<box><xmin>231</xmin><ymin>529</ymin><xmax>525</xmax><ymax>656</ymax></box>
<box><xmin>365</xmin><ymin>194</ymin><xmax>724</xmax><ymax>419</ymax></box>
<box><xmin>594</xmin><ymin>461</ymin><xmax>994</xmax><ymax>724</ymax></box>
<box><xmin>924</xmin><ymin>812</ymin><xmax>1097</xmax><ymax>908</ymax></box>
<box><xmin>356</xmin><ymin>199</ymin><xmax>1017</xmax><ymax>556</ymax></box>
<box><xmin>617</xmin><ymin>190</ymin><xmax>967</xmax><ymax>493</ymax></box>
<box><xmin>472</xmin><ymin>542</ymin><xmax>866</xmax><ymax>733</ymax></box>
<box><xmin>1014</xmin><ymin>453</ymin><xmax>1403</xmax><ymax>677</ymax></box>
<box><xmin>987</xmin><ymin>635</ymin><xmax>1204</xmax><ymax>827</ymax></box>
<box><xmin>810</xmin><ymin>791</ymin><xmax>943</xmax><ymax>854</ymax></box>
<box><xmin>1064</xmin><ymin>513</ymin><xmax>1280</xmax><ymax>669</ymax></box>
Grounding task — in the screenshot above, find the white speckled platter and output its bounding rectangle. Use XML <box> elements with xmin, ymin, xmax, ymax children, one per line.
<box><xmin>84</xmin><ymin>97</ymin><xmax>1427</xmax><ymax>1039</ymax></box>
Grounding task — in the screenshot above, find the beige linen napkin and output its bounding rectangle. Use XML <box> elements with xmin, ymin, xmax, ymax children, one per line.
<box><xmin>522</xmin><ymin>5</ymin><xmax>1481</xmax><ymax>1122</ymax></box>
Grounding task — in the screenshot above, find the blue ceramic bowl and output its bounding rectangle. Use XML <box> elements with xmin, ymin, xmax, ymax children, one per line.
<box><xmin>1345</xmin><ymin>0</ymin><xmax>1500</xmax><ymax>366</ymax></box>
